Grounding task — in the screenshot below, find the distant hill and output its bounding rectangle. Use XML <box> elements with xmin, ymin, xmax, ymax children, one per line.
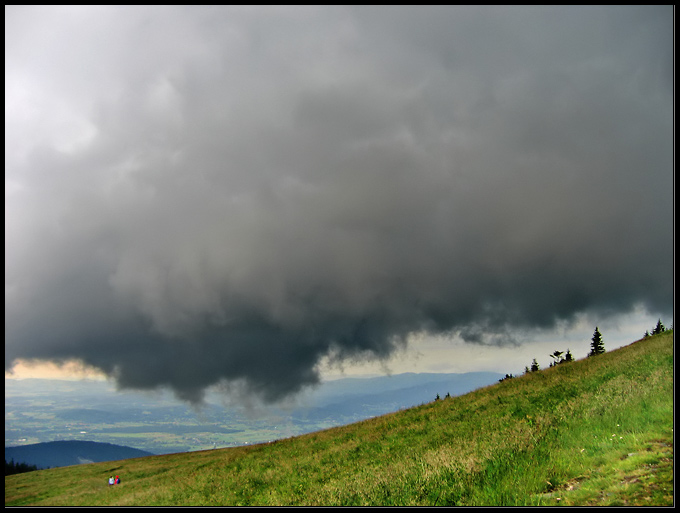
<box><xmin>5</xmin><ymin>441</ymin><xmax>154</xmax><ymax>470</ymax></box>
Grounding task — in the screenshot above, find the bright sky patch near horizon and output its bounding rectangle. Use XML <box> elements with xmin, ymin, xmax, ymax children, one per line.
<box><xmin>5</xmin><ymin>6</ymin><xmax>673</xmax><ymax>405</ymax></box>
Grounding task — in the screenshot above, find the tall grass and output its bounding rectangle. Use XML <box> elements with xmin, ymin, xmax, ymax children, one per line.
<box><xmin>5</xmin><ymin>331</ymin><xmax>673</xmax><ymax>506</ymax></box>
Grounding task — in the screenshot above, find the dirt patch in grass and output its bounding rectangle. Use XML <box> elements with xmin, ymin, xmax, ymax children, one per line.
<box><xmin>537</xmin><ymin>439</ymin><xmax>673</xmax><ymax>506</ymax></box>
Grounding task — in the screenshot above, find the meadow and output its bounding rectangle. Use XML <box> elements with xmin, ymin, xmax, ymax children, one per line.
<box><xmin>5</xmin><ymin>330</ymin><xmax>673</xmax><ymax>506</ymax></box>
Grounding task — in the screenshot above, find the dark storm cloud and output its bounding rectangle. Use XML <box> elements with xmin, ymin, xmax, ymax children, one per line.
<box><xmin>5</xmin><ymin>6</ymin><xmax>673</xmax><ymax>403</ymax></box>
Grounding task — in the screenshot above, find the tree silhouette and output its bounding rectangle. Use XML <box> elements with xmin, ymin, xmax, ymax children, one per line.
<box><xmin>530</xmin><ymin>358</ymin><xmax>540</xmax><ymax>372</ymax></box>
<box><xmin>653</xmin><ymin>319</ymin><xmax>665</xmax><ymax>335</ymax></box>
<box><xmin>564</xmin><ymin>349</ymin><xmax>574</xmax><ymax>362</ymax></box>
<box><xmin>589</xmin><ymin>327</ymin><xmax>605</xmax><ymax>356</ymax></box>
<box><xmin>5</xmin><ymin>459</ymin><xmax>38</xmax><ymax>476</ymax></box>
<box><xmin>549</xmin><ymin>350</ymin><xmax>564</xmax><ymax>366</ymax></box>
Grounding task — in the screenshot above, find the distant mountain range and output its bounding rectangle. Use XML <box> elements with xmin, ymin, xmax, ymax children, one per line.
<box><xmin>289</xmin><ymin>371</ymin><xmax>505</xmax><ymax>421</ymax></box>
<box><xmin>5</xmin><ymin>440</ymin><xmax>154</xmax><ymax>470</ymax></box>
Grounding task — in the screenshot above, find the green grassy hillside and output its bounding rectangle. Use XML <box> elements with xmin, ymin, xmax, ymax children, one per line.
<box><xmin>5</xmin><ymin>331</ymin><xmax>673</xmax><ymax>506</ymax></box>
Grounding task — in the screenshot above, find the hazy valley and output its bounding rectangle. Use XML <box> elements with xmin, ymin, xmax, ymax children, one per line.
<box><xmin>6</xmin><ymin>371</ymin><xmax>503</xmax><ymax>460</ymax></box>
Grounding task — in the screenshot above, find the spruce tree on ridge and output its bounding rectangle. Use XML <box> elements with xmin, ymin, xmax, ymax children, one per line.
<box><xmin>589</xmin><ymin>326</ymin><xmax>605</xmax><ymax>356</ymax></box>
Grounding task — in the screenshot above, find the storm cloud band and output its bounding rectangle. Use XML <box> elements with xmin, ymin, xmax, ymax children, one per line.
<box><xmin>5</xmin><ymin>6</ymin><xmax>673</xmax><ymax>403</ymax></box>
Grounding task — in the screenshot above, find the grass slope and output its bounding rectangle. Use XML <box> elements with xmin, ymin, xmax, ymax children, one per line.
<box><xmin>5</xmin><ymin>331</ymin><xmax>673</xmax><ymax>506</ymax></box>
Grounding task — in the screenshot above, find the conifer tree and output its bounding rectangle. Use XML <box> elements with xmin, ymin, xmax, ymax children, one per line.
<box><xmin>589</xmin><ymin>326</ymin><xmax>605</xmax><ymax>356</ymax></box>
<box><xmin>564</xmin><ymin>349</ymin><xmax>574</xmax><ymax>362</ymax></box>
<box><xmin>5</xmin><ymin>459</ymin><xmax>38</xmax><ymax>475</ymax></box>
<box><xmin>653</xmin><ymin>319</ymin><xmax>665</xmax><ymax>335</ymax></box>
<box><xmin>530</xmin><ymin>358</ymin><xmax>540</xmax><ymax>372</ymax></box>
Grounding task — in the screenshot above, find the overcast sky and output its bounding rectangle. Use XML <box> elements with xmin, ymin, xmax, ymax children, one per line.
<box><xmin>5</xmin><ymin>6</ymin><xmax>673</xmax><ymax>405</ymax></box>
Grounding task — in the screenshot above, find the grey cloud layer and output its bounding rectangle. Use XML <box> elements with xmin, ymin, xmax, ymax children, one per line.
<box><xmin>5</xmin><ymin>6</ymin><xmax>673</xmax><ymax>403</ymax></box>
